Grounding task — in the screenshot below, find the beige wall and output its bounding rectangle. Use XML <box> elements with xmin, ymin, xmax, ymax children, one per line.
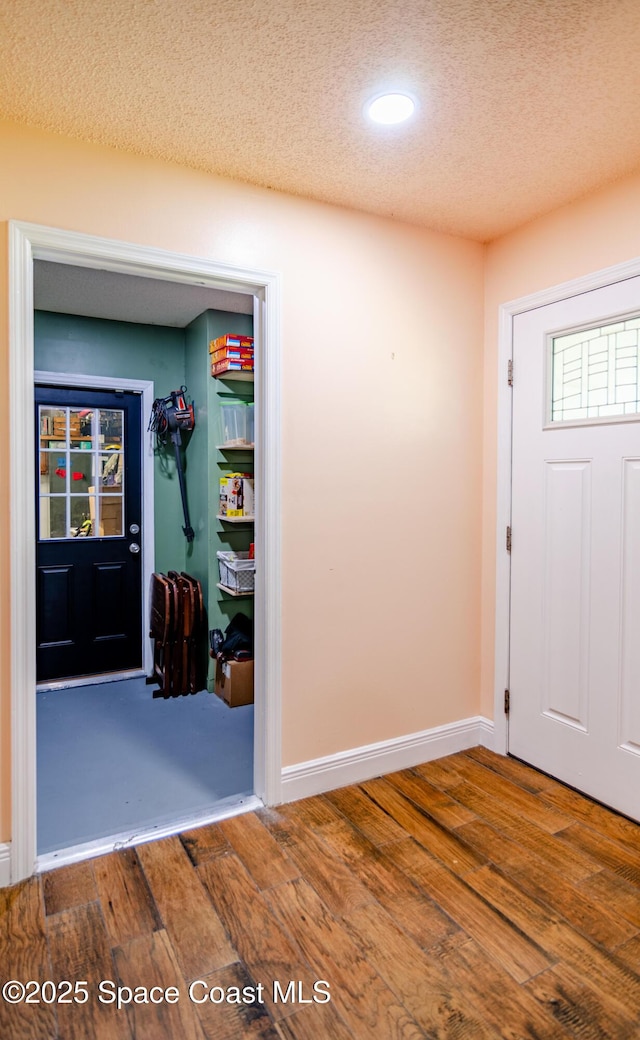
<box><xmin>0</xmin><ymin>121</ymin><xmax>485</xmax><ymax>842</ymax></box>
<box><xmin>481</xmin><ymin>170</ymin><xmax>640</xmax><ymax>717</ymax></box>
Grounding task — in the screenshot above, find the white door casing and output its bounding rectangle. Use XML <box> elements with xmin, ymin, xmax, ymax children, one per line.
<box><xmin>8</xmin><ymin>220</ymin><xmax>283</xmax><ymax>884</ymax></box>
<box><xmin>502</xmin><ymin>269</ymin><xmax>640</xmax><ymax>821</ymax></box>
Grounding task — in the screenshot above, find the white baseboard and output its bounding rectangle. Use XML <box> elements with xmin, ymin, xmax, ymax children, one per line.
<box><xmin>0</xmin><ymin>843</ymin><xmax>11</xmax><ymax>888</ymax></box>
<box><xmin>281</xmin><ymin>715</ymin><xmax>495</xmax><ymax>803</ymax></box>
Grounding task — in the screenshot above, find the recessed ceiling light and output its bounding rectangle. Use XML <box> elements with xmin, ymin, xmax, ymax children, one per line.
<box><xmin>366</xmin><ymin>92</ymin><xmax>416</xmax><ymax>125</ymax></box>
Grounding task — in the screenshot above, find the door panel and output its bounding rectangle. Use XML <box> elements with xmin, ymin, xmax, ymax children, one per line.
<box><xmin>35</xmin><ymin>386</ymin><xmax>143</xmax><ymax>681</ymax></box>
<box><xmin>620</xmin><ymin>459</ymin><xmax>640</xmax><ymax>754</ymax></box>
<box><xmin>510</xmin><ymin>275</ymin><xmax>640</xmax><ymax>821</ymax></box>
<box><xmin>38</xmin><ymin>566</ymin><xmax>74</xmax><ymax>646</ymax></box>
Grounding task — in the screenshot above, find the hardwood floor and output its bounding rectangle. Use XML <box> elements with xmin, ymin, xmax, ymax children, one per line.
<box><xmin>2</xmin><ymin>747</ymin><xmax>640</xmax><ymax>1039</ymax></box>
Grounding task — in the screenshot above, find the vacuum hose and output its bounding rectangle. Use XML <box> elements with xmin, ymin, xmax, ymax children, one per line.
<box><xmin>148</xmin><ymin>386</ymin><xmax>196</xmax><ymax>543</ymax></box>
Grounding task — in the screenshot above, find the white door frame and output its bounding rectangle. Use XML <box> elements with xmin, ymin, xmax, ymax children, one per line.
<box><xmin>8</xmin><ymin>220</ymin><xmax>283</xmax><ymax>884</ymax></box>
<box><xmin>34</xmin><ymin>370</ymin><xmax>156</xmax><ymax>681</ymax></box>
<box><xmin>494</xmin><ymin>254</ymin><xmax>640</xmax><ymax>756</ymax></box>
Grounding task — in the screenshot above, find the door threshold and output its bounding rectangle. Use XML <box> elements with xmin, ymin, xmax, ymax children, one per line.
<box><xmin>36</xmin><ymin>791</ymin><xmax>262</xmax><ymax>873</ymax></box>
<box><xmin>36</xmin><ymin>669</ymin><xmax>146</xmax><ymax>692</ymax></box>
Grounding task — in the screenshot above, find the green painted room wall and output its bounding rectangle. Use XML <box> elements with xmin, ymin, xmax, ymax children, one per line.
<box><xmin>183</xmin><ymin>310</ymin><xmax>210</xmax><ymax>600</ymax></box>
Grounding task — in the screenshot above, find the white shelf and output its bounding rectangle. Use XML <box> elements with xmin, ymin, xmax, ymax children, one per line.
<box><xmin>216</xmin><ymin>514</ymin><xmax>254</xmax><ymax>523</ymax></box>
<box><xmin>216</xmin><ymin>444</ymin><xmax>254</xmax><ymax>450</ymax></box>
<box><xmin>217</xmin><ymin>582</ymin><xmax>254</xmax><ymax>598</ymax></box>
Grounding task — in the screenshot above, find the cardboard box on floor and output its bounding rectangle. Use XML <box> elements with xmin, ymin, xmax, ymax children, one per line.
<box><xmin>214</xmin><ymin>657</ymin><xmax>254</xmax><ymax>707</ymax></box>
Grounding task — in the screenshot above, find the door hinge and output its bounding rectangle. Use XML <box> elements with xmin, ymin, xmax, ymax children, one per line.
<box><xmin>507</xmin><ymin>359</ymin><xmax>513</xmax><ymax>386</ymax></box>
<box><xmin>506</xmin><ymin>525</ymin><xmax>512</xmax><ymax>553</ymax></box>
<box><xmin>504</xmin><ymin>689</ymin><xmax>510</xmax><ymax>715</ymax></box>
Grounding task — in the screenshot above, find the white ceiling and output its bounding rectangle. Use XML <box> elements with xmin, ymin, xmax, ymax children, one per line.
<box><xmin>34</xmin><ymin>261</ymin><xmax>252</xmax><ymax>326</ymax></box>
<box><xmin>3</xmin><ymin>0</ymin><xmax>640</xmax><ymax>241</ymax></box>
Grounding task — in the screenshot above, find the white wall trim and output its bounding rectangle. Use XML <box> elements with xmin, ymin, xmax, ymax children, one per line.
<box><xmin>8</xmin><ymin>220</ymin><xmax>283</xmax><ymax>885</ymax></box>
<box><xmin>252</xmin><ymin>287</ymin><xmax>282</xmax><ymax>806</ymax></box>
<box><xmin>495</xmin><ymin>255</ymin><xmax>640</xmax><ymax>756</ymax></box>
<box><xmin>281</xmin><ymin>716</ymin><xmax>495</xmax><ymax>803</ymax></box>
<box><xmin>0</xmin><ymin>844</ymin><xmax>11</xmax><ymax>889</ymax></box>
<box><xmin>34</xmin><ymin>370</ymin><xmax>155</xmax><ymax>676</ymax></box>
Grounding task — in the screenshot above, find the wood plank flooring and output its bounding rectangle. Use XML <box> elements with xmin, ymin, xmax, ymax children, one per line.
<box><xmin>2</xmin><ymin>747</ymin><xmax>640</xmax><ymax>1039</ymax></box>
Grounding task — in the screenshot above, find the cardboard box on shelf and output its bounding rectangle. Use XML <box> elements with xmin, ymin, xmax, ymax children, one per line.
<box><xmin>241</xmin><ymin>477</ymin><xmax>254</xmax><ymax>518</ymax></box>
<box><xmin>209</xmin><ymin>334</ymin><xmax>254</xmax><ymax>354</ymax></box>
<box><xmin>53</xmin><ymin>417</ymin><xmax>81</xmax><ymax>438</ymax></box>
<box><xmin>211</xmin><ymin>345</ymin><xmax>254</xmax><ymax>364</ymax></box>
<box><xmin>211</xmin><ymin>358</ymin><xmax>254</xmax><ymax>377</ymax></box>
<box><xmin>214</xmin><ymin>657</ymin><xmax>254</xmax><ymax>707</ymax></box>
<box><xmin>219</xmin><ymin>473</ymin><xmax>253</xmax><ymax>517</ymax></box>
<box><xmin>219</xmin><ymin>474</ymin><xmax>243</xmax><ymax>517</ymax></box>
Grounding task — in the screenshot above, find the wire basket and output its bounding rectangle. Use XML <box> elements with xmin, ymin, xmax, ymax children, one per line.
<box><xmin>217</xmin><ymin>551</ymin><xmax>255</xmax><ymax>593</ymax></box>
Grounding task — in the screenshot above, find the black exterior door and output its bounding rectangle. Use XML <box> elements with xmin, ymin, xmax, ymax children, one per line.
<box><xmin>35</xmin><ymin>386</ymin><xmax>143</xmax><ymax>681</ymax></box>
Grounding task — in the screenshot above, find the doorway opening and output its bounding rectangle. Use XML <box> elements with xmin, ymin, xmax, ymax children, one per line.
<box><xmin>8</xmin><ymin>221</ymin><xmax>282</xmax><ymax>885</ymax></box>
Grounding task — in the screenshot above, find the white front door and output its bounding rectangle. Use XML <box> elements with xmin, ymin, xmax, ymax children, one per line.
<box><xmin>510</xmin><ymin>274</ymin><xmax>640</xmax><ymax>821</ymax></box>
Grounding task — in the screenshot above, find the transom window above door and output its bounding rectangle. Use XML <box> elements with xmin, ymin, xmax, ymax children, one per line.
<box><xmin>38</xmin><ymin>405</ymin><xmax>124</xmax><ymax>539</ymax></box>
<box><xmin>549</xmin><ymin>313</ymin><xmax>640</xmax><ymax>424</ymax></box>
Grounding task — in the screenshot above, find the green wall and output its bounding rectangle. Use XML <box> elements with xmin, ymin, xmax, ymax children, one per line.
<box><xmin>183</xmin><ymin>311</ymin><xmax>210</xmax><ymax>596</ymax></box>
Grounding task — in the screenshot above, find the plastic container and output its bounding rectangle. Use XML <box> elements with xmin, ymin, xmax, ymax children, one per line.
<box><xmin>246</xmin><ymin>402</ymin><xmax>255</xmax><ymax>446</ymax></box>
<box><xmin>217</xmin><ymin>551</ymin><xmax>255</xmax><ymax>593</ymax></box>
<box><xmin>219</xmin><ymin>399</ymin><xmax>248</xmax><ymax>446</ymax></box>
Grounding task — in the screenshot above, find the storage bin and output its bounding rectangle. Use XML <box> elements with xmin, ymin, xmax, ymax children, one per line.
<box><xmin>246</xmin><ymin>402</ymin><xmax>254</xmax><ymax>446</ymax></box>
<box><xmin>217</xmin><ymin>551</ymin><xmax>255</xmax><ymax>593</ymax></box>
<box><xmin>219</xmin><ymin>399</ymin><xmax>249</xmax><ymax>446</ymax></box>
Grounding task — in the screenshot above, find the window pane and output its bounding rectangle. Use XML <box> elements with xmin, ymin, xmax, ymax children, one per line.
<box><xmin>97</xmin><ymin>495</ymin><xmax>123</xmax><ymax>536</ymax></box>
<box><xmin>100</xmin><ymin>409</ymin><xmax>123</xmax><ymax>447</ymax></box>
<box><xmin>70</xmin><ymin>496</ymin><xmax>95</xmax><ymax>537</ymax></box>
<box><xmin>40</xmin><ymin>497</ymin><xmax>67</xmax><ymax>539</ymax></box>
<box><xmin>551</xmin><ymin>316</ymin><xmax>640</xmax><ymax>422</ymax></box>
<box><xmin>99</xmin><ymin>452</ymin><xmax>123</xmax><ymax>488</ymax></box>
<box><xmin>39</xmin><ymin>407</ymin><xmax>66</xmax><ymax>440</ymax></box>
<box><xmin>70</xmin><ymin>450</ymin><xmax>95</xmax><ymax>490</ymax></box>
<box><xmin>71</xmin><ymin>408</ymin><xmax>95</xmax><ymax>449</ymax></box>
<box><xmin>48</xmin><ymin>453</ymin><xmax>68</xmax><ymax>492</ymax></box>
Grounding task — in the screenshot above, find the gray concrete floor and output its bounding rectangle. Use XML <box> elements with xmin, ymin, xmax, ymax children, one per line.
<box><xmin>36</xmin><ymin>677</ymin><xmax>254</xmax><ymax>854</ymax></box>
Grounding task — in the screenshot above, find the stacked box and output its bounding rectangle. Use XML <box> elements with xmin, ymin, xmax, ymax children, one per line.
<box><xmin>212</xmin><ymin>358</ymin><xmax>254</xmax><ymax>377</ymax></box>
<box><xmin>209</xmin><ymin>334</ymin><xmax>254</xmax><ymax>354</ymax></box>
<box><xmin>210</xmin><ymin>333</ymin><xmax>254</xmax><ymax>377</ymax></box>
<box><xmin>53</xmin><ymin>416</ymin><xmax>81</xmax><ymax>439</ymax></box>
<box><xmin>211</xmin><ymin>345</ymin><xmax>254</xmax><ymax>364</ymax></box>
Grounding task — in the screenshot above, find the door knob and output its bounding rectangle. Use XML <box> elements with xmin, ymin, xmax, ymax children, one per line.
<box><xmin>129</xmin><ymin>542</ymin><xmax>140</xmax><ymax>554</ymax></box>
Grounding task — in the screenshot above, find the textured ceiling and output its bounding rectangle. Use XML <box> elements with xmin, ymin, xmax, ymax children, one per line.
<box><xmin>2</xmin><ymin>0</ymin><xmax>640</xmax><ymax>241</ymax></box>
<box><xmin>34</xmin><ymin>262</ymin><xmax>252</xmax><ymax>326</ymax></box>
